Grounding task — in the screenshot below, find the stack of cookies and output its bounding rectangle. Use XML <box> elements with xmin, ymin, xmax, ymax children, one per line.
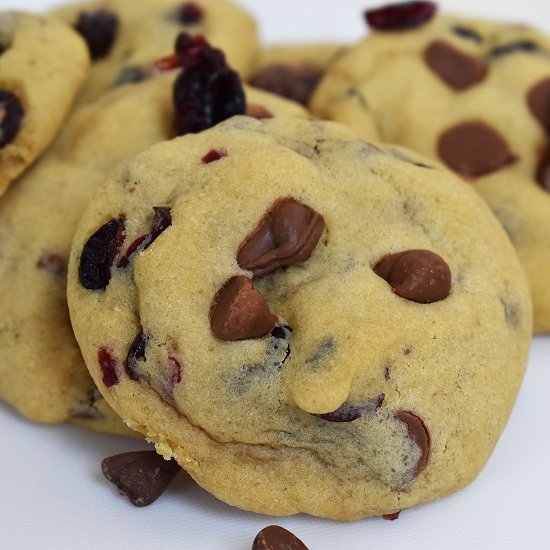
<box><xmin>0</xmin><ymin>0</ymin><xmax>543</xmax><ymax>536</ymax></box>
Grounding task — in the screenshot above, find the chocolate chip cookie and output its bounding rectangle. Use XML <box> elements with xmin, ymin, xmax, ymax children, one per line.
<box><xmin>0</xmin><ymin>11</ymin><xmax>89</xmax><ymax>196</ymax></box>
<box><xmin>0</xmin><ymin>58</ymin><xmax>306</xmax><ymax>434</ymax></box>
<box><xmin>310</xmin><ymin>1</ymin><xmax>550</xmax><ymax>331</ymax></box>
<box><xmin>67</xmin><ymin>116</ymin><xmax>531</xmax><ymax>519</ymax></box>
<box><xmin>53</xmin><ymin>0</ymin><xmax>259</xmax><ymax>105</ymax></box>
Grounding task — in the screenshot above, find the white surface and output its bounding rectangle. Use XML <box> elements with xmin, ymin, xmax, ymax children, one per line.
<box><xmin>1</xmin><ymin>1</ymin><xmax>550</xmax><ymax>549</ymax></box>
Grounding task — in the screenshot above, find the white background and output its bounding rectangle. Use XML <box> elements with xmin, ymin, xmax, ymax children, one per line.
<box><xmin>1</xmin><ymin>1</ymin><xmax>550</xmax><ymax>549</ymax></box>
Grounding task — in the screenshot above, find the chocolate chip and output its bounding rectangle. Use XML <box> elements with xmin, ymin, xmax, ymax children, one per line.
<box><xmin>98</xmin><ymin>347</ymin><xmax>119</xmax><ymax>387</ymax></box>
<box><xmin>536</xmin><ymin>154</ymin><xmax>550</xmax><ymax>191</ymax></box>
<box><xmin>79</xmin><ymin>218</ymin><xmax>125</xmax><ymax>290</ymax></box>
<box><xmin>252</xmin><ymin>525</ymin><xmax>309</xmax><ymax>550</ymax></box>
<box><xmin>125</xmin><ymin>331</ymin><xmax>148</xmax><ymax>381</ymax></box>
<box><xmin>315</xmin><ymin>394</ymin><xmax>385</xmax><ymax>423</ymax></box>
<box><xmin>424</xmin><ymin>40</ymin><xmax>487</xmax><ymax>91</ymax></box>
<box><xmin>528</xmin><ymin>78</ymin><xmax>550</xmax><ymax>128</ymax></box>
<box><xmin>374</xmin><ymin>249</ymin><xmax>451</xmax><ymax>303</ymax></box>
<box><xmin>101</xmin><ymin>451</ymin><xmax>181</xmax><ymax>507</ymax></box>
<box><xmin>438</xmin><ymin>121</ymin><xmax>516</xmax><ymax>176</ymax></box>
<box><xmin>210</xmin><ymin>276</ymin><xmax>277</xmax><ymax>341</ymax></box>
<box><xmin>237</xmin><ymin>198</ymin><xmax>325</xmax><ymax>278</ymax></box>
<box><xmin>451</xmin><ymin>25</ymin><xmax>483</xmax><ymax>43</ymax></box>
<box><xmin>75</xmin><ymin>9</ymin><xmax>119</xmax><ymax>60</ymax></box>
<box><xmin>491</xmin><ymin>40</ymin><xmax>538</xmax><ymax>58</ymax></box>
<box><xmin>395</xmin><ymin>411</ymin><xmax>430</xmax><ymax>476</ymax></box>
<box><xmin>178</xmin><ymin>2</ymin><xmax>204</xmax><ymax>25</ymax></box>
<box><xmin>364</xmin><ymin>1</ymin><xmax>437</xmax><ymax>31</ymax></box>
<box><xmin>248</xmin><ymin>64</ymin><xmax>323</xmax><ymax>106</ymax></box>
<box><xmin>246</xmin><ymin>103</ymin><xmax>274</xmax><ymax>119</ymax></box>
<box><xmin>0</xmin><ymin>90</ymin><xmax>23</xmax><ymax>148</ymax></box>
<box><xmin>36</xmin><ymin>253</ymin><xmax>67</xmax><ymax>277</ymax></box>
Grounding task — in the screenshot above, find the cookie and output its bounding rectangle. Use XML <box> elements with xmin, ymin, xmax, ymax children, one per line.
<box><xmin>0</xmin><ymin>49</ymin><xmax>306</xmax><ymax>434</ymax></box>
<box><xmin>67</xmin><ymin>116</ymin><xmax>531</xmax><ymax>519</ymax></box>
<box><xmin>310</xmin><ymin>2</ymin><xmax>550</xmax><ymax>331</ymax></box>
<box><xmin>53</xmin><ymin>0</ymin><xmax>259</xmax><ymax>105</ymax></box>
<box><xmin>249</xmin><ymin>43</ymin><xmax>347</xmax><ymax>106</ymax></box>
<box><xmin>0</xmin><ymin>11</ymin><xmax>89</xmax><ymax>196</ymax></box>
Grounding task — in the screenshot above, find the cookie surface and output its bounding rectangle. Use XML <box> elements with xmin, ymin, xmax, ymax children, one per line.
<box><xmin>0</xmin><ymin>66</ymin><xmax>305</xmax><ymax>434</ymax></box>
<box><xmin>54</xmin><ymin>0</ymin><xmax>259</xmax><ymax>105</ymax></box>
<box><xmin>0</xmin><ymin>11</ymin><xmax>89</xmax><ymax>196</ymax></box>
<box><xmin>310</xmin><ymin>11</ymin><xmax>550</xmax><ymax>331</ymax></box>
<box><xmin>68</xmin><ymin>116</ymin><xmax>531</xmax><ymax>519</ymax></box>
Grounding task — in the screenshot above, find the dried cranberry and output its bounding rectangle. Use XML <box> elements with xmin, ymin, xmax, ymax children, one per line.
<box><xmin>365</xmin><ymin>1</ymin><xmax>437</xmax><ymax>31</ymax></box>
<box><xmin>0</xmin><ymin>90</ymin><xmax>24</xmax><ymax>148</ymax></box>
<box><xmin>75</xmin><ymin>9</ymin><xmax>119</xmax><ymax>60</ymax></box>
<box><xmin>172</xmin><ymin>33</ymin><xmax>245</xmax><ymax>135</ymax></box>
<box><xmin>36</xmin><ymin>253</ymin><xmax>67</xmax><ymax>277</ymax></box>
<box><xmin>125</xmin><ymin>331</ymin><xmax>148</xmax><ymax>381</ymax></box>
<box><xmin>98</xmin><ymin>347</ymin><xmax>119</xmax><ymax>387</ymax></box>
<box><xmin>201</xmin><ymin>148</ymin><xmax>227</xmax><ymax>164</ymax></box>
<box><xmin>79</xmin><ymin>218</ymin><xmax>125</xmax><ymax>290</ymax></box>
<box><xmin>383</xmin><ymin>511</ymin><xmax>401</xmax><ymax>520</ymax></box>
<box><xmin>168</xmin><ymin>355</ymin><xmax>183</xmax><ymax>387</ymax></box>
<box><xmin>178</xmin><ymin>2</ymin><xmax>204</xmax><ymax>25</ymax></box>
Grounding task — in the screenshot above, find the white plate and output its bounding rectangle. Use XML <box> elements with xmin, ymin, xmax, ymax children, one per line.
<box><xmin>1</xmin><ymin>1</ymin><xmax>550</xmax><ymax>548</ymax></box>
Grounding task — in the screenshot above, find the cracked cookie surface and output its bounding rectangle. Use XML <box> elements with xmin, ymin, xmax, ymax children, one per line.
<box><xmin>68</xmin><ymin>116</ymin><xmax>531</xmax><ymax>519</ymax></box>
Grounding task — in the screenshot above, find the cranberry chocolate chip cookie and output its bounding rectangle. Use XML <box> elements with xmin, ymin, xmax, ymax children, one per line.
<box><xmin>0</xmin><ymin>40</ymin><xmax>306</xmax><ymax>433</ymax></box>
<box><xmin>0</xmin><ymin>11</ymin><xmax>89</xmax><ymax>196</ymax></box>
<box><xmin>53</xmin><ymin>0</ymin><xmax>259</xmax><ymax>105</ymax></box>
<box><xmin>310</xmin><ymin>1</ymin><xmax>550</xmax><ymax>331</ymax></box>
<box><xmin>67</xmin><ymin>116</ymin><xmax>531</xmax><ymax>519</ymax></box>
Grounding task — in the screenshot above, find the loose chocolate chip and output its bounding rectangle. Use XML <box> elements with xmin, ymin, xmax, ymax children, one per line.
<box><xmin>383</xmin><ymin>511</ymin><xmax>401</xmax><ymax>520</ymax></box>
<box><xmin>98</xmin><ymin>347</ymin><xmax>119</xmax><ymax>388</ymax></box>
<box><xmin>364</xmin><ymin>1</ymin><xmax>437</xmax><ymax>31</ymax></box>
<box><xmin>528</xmin><ymin>78</ymin><xmax>550</xmax><ymax>129</ymax></box>
<box><xmin>125</xmin><ymin>331</ymin><xmax>148</xmax><ymax>381</ymax></box>
<box><xmin>374</xmin><ymin>249</ymin><xmax>451</xmax><ymax>303</ymax></box>
<box><xmin>114</xmin><ymin>66</ymin><xmax>147</xmax><ymax>87</ymax></box>
<box><xmin>79</xmin><ymin>218</ymin><xmax>125</xmax><ymax>290</ymax></box>
<box><xmin>75</xmin><ymin>9</ymin><xmax>119</xmax><ymax>60</ymax></box>
<box><xmin>248</xmin><ymin>64</ymin><xmax>323</xmax><ymax>106</ymax></box>
<box><xmin>36</xmin><ymin>253</ymin><xmax>67</xmax><ymax>277</ymax></box>
<box><xmin>252</xmin><ymin>525</ymin><xmax>309</xmax><ymax>550</ymax></box>
<box><xmin>0</xmin><ymin>90</ymin><xmax>23</xmax><ymax>148</ymax></box>
<box><xmin>210</xmin><ymin>276</ymin><xmax>277</xmax><ymax>341</ymax></box>
<box><xmin>201</xmin><ymin>148</ymin><xmax>228</xmax><ymax>164</ymax></box>
<box><xmin>245</xmin><ymin>103</ymin><xmax>274</xmax><ymax>119</ymax></box>
<box><xmin>491</xmin><ymin>40</ymin><xmax>538</xmax><ymax>58</ymax></box>
<box><xmin>173</xmin><ymin>33</ymin><xmax>245</xmax><ymax>135</ymax></box>
<box><xmin>536</xmin><ymin>154</ymin><xmax>550</xmax><ymax>191</ymax></box>
<box><xmin>101</xmin><ymin>451</ymin><xmax>181</xmax><ymax>507</ymax></box>
<box><xmin>424</xmin><ymin>40</ymin><xmax>487</xmax><ymax>91</ymax></box>
<box><xmin>316</xmin><ymin>394</ymin><xmax>385</xmax><ymax>423</ymax></box>
<box><xmin>451</xmin><ymin>25</ymin><xmax>483</xmax><ymax>43</ymax></box>
<box><xmin>237</xmin><ymin>198</ymin><xmax>325</xmax><ymax>278</ymax></box>
<box><xmin>395</xmin><ymin>410</ymin><xmax>430</xmax><ymax>476</ymax></box>
<box><xmin>178</xmin><ymin>2</ymin><xmax>204</xmax><ymax>25</ymax></box>
<box><xmin>438</xmin><ymin>121</ymin><xmax>516</xmax><ymax>177</ymax></box>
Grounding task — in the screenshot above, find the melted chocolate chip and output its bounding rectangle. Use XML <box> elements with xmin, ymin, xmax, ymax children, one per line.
<box><xmin>237</xmin><ymin>198</ymin><xmax>325</xmax><ymax>278</ymax></box>
<box><xmin>248</xmin><ymin>64</ymin><xmax>323</xmax><ymax>106</ymax></box>
<box><xmin>438</xmin><ymin>121</ymin><xmax>516</xmax><ymax>176</ymax></box>
<box><xmin>125</xmin><ymin>331</ymin><xmax>148</xmax><ymax>381</ymax></box>
<box><xmin>245</xmin><ymin>104</ymin><xmax>274</xmax><ymax>119</ymax></box>
<box><xmin>36</xmin><ymin>253</ymin><xmax>67</xmax><ymax>277</ymax></box>
<box><xmin>374</xmin><ymin>249</ymin><xmax>451</xmax><ymax>303</ymax></box>
<box><xmin>252</xmin><ymin>525</ymin><xmax>309</xmax><ymax>550</ymax></box>
<box><xmin>75</xmin><ymin>9</ymin><xmax>119</xmax><ymax>60</ymax></box>
<box><xmin>316</xmin><ymin>394</ymin><xmax>385</xmax><ymax>423</ymax></box>
<box><xmin>79</xmin><ymin>219</ymin><xmax>125</xmax><ymax>290</ymax></box>
<box><xmin>178</xmin><ymin>2</ymin><xmax>204</xmax><ymax>25</ymax></box>
<box><xmin>491</xmin><ymin>40</ymin><xmax>538</xmax><ymax>58</ymax></box>
<box><xmin>451</xmin><ymin>25</ymin><xmax>483</xmax><ymax>43</ymax></box>
<box><xmin>364</xmin><ymin>1</ymin><xmax>437</xmax><ymax>31</ymax></box>
<box><xmin>210</xmin><ymin>276</ymin><xmax>277</xmax><ymax>341</ymax></box>
<box><xmin>528</xmin><ymin>78</ymin><xmax>550</xmax><ymax>128</ymax></box>
<box><xmin>424</xmin><ymin>40</ymin><xmax>487</xmax><ymax>90</ymax></box>
<box><xmin>101</xmin><ymin>451</ymin><xmax>180</xmax><ymax>507</ymax></box>
<box><xmin>0</xmin><ymin>90</ymin><xmax>23</xmax><ymax>148</ymax></box>
<box><xmin>395</xmin><ymin>411</ymin><xmax>430</xmax><ymax>476</ymax></box>
<box><xmin>536</xmin><ymin>154</ymin><xmax>550</xmax><ymax>191</ymax></box>
<box><xmin>98</xmin><ymin>347</ymin><xmax>119</xmax><ymax>387</ymax></box>
<box><xmin>201</xmin><ymin>148</ymin><xmax>227</xmax><ymax>164</ymax></box>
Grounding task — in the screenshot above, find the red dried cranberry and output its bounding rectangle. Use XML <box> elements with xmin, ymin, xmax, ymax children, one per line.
<box><xmin>36</xmin><ymin>253</ymin><xmax>67</xmax><ymax>277</ymax></box>
<box><xmin>0</xmin><ymin>90</ymin><xmax>24</xmax><ymax>148</ymax></box>
<box><xmin>172</xmin><ymin>33</ymin><xmax>245</xmax><ymax>135</ymax></box>
<box><xmin>383</xmin><ymin>511</ymin><xmax>401</xmax><ymax>520</ymax></box>
<box><xmin>124</xmin><ymin>331</ymin><xmax>148</xmax><ymax>381</ymax></box>
<box><xmin>168</xmin><ymin>355</ymin><xmax>183</xmax><ymax>387</ymax></box>
<box><xmin>201</xmin><ymin>148</ymin><xmax>227</xmax><ymax>164</ymax></box>
<box><xmin>365</xmin><ymin>1</ymin><xmax>437</xmax><ymax>31</ymax></box>
<box><xmin>79</xmin><ymin>218</ymin><xmax>125</xmax><ymax>290</ymax></box>
<box><xmin>75</xmin><ymin>9</ymin><xmax>119</xmax><ymax>60</ymax></box>
<box><xmin>98</xmin><ymin>347</ymin><xmax>119</xmax><ymax>387</ymax></box>
<box><xmin>178</xmin><ymin>2</ymin><xmax>204</xmax><ymax>25</ymax></box>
